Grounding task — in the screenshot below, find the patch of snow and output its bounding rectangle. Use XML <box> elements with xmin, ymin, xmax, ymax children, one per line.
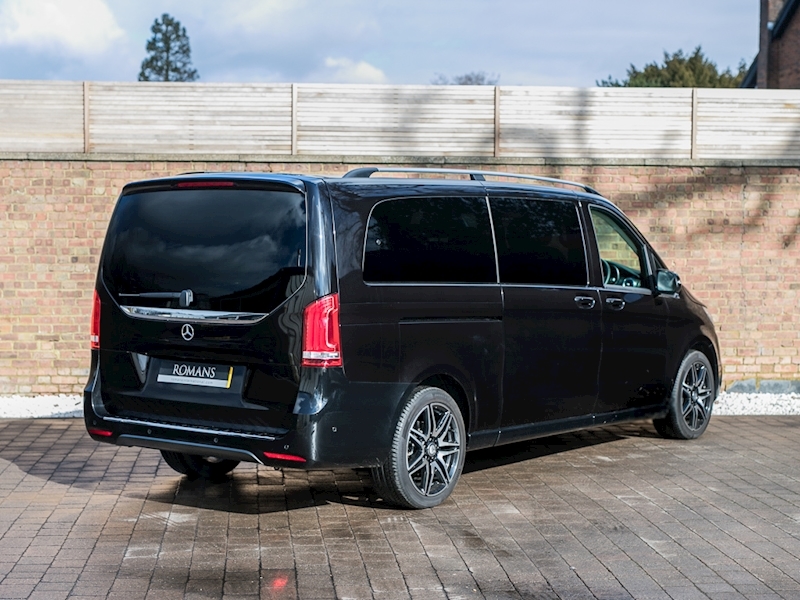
<box><xmin>0</xmin><ymin>395</ymin><xmax>82</xmax><ymax>418</ymax></box>
<box><xmin>0</xmin><ymin>392</ymin><xmax>798</xmax><ymax>419</ymax></box>
<box><xmin>713</xmin><ymin>392</ymin><xmax>800</xmax><ymax>415</ymax></box>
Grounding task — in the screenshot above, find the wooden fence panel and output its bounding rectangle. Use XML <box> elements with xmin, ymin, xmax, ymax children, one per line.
<box><xmin>5</xmin><ymin>81</ymin><xmax>800</xmax><ymax>159</ymax></box>
<box><xmin>88</xmin><ymin>82</ymin><xmax>293</xmax><ymax>154</ymax></box>
<box><xmin>296</xmin><ymin>85</ymin><xmax>496</xmax><ymax>156</ymax></box>
<box><xmin>0</xmin><ymin>81</ymin><xmax>84</xmax><ymax>152</ymax></box>
<box><xmin>498</xmin><ymin>87</ymin><xmax>693</xmax><ymax>158</ymax></box>
<box><xmin>695</xmin><ymin>89</ymin><xmax>800</xmax><ymax>159</ymax></box>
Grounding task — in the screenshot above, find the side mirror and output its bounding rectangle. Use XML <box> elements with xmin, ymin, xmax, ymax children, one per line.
<box><xmin>656</xmin><ymin>269</ymin><xmax>681</xmax><ymax>294</ymax></box>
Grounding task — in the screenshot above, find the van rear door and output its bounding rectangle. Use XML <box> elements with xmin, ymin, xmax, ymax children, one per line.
<box><xmin>95</xmin><ymin>180</ymin><xmax>311</xmax><ymax>434</ymax></box>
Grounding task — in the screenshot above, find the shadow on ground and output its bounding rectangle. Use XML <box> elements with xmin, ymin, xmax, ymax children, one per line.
<box><xmin>0</xmin><ymin>418</ymin><xmax>655</xmax><ymax>515</ymax></box>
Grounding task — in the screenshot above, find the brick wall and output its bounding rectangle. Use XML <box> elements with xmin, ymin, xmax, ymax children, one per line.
<box><xmin>1</xmin><ymin>158</ymin><xmax>798</xmax><ymax>394</ymax></box>
<box><xmin>766</xmin><ymin>1</ymin><xmax>800</xmax><ymax>88</ymax></box>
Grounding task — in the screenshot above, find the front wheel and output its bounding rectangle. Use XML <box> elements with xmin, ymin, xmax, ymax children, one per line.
<box><xmin>160</xmin><ymin>450</ymin><xmax>239</xmax><ymax>480</ymax></box>
<box><xmin>653</xmin><ymin>350</ymin><xmax>716</xmax><ymax>440</ymax></box>
<box><xmin>372</xmin><ymin>386</ymin><xmax>466</xmax><ymax>509</ymax></box>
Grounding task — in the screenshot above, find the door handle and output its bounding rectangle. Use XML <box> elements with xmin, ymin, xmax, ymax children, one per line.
<box><xmin>606</xmin><ymin>297</ymin><xmax>626</xmax><ymax>311</ymax></box>
<box><xmin>574</xmin><ymin>295</ymin><xmax>596</xmax><ymax>309</ymax></box>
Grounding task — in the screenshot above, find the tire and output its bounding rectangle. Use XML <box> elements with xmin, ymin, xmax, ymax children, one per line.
<box><xmin>372</xmin><ymin>386</ymin><xmax>466</xmax><ymax>509</ymax></box>
<box><xmin>653</xmin><ymin>350</ymin><xmax>716</xmax><ymax>440</ymax></box>
<box><xmin>160</xmin><ymin>450</ymin><xmax>239</xmax><ymax>480</ymax></box>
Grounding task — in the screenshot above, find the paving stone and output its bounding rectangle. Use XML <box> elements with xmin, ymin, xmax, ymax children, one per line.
<box><xmin>1</xmin><ymin>418</ymin><xmax>800</xmax><ymax>598</ymax></box>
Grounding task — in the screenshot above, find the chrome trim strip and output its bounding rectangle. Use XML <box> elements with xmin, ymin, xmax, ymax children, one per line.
<box><xmin>117</xmin><ymin>435</ymin><xmax>265</xmax><ymax>465</ymax></box>
<box><xmin>120</xmin><ymin>305</ymin><xmax>266</xmax><ymax>323</ymax></box>
<box><xmin>364</xmin><ymin>282</ymin><xmax>500</xmax><ymax>287</ymax></box>
<box><xmin>363</xmin><ymin>282</ymin><xmax>593</xmax><ymax>290</ymax></box>
<box><xmin>102</xmin><ymin>416</ymin><xmax>279</xmax><ymax>441</ymax></box>
<box><xmin>604</xmin><ymin>284</ymin><xmax>652</xmax><ymax>295</ymax></box>
<box><xmin>484</xmin><ymin>195</ymin><xmax>501</xmax><ymax>285</ymax></box>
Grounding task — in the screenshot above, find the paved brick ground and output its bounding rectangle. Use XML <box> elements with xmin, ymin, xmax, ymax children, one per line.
<box><xmin>1</xmin><ymin>417</ymin><xmax>799</xmax><ymax>600</ymax></box>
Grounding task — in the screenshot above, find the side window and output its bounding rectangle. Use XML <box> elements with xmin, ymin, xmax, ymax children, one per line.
<box><xmin>490</xmin><ymin>196</ymin><xmax>587</xmax><ymax>286</ymax></box>
<box><xmin>363</xmin><ymin>197</ymin><xmax>496</xmax><ymax>283</ymax></box>
<box><xmin>589</xmin><ymin>208</ymin><xmax>645</xmax><ymax>288</ymax></box>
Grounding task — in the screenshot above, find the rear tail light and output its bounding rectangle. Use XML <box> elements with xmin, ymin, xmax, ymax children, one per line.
<box><xmin>301</xmin><ymin>293</ymin><xmax>342</xmax><ymax>367</ymax></box>
<box><xmin>90</xmin><ymin>289</ymin><xmax>100</xmax><ymax>349</ymax></box>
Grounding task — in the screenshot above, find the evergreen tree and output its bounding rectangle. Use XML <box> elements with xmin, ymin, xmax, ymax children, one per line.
<box><xmin>598</xmin><ymin>47</ymin><xmax>746</xmax><ymax>88</ymax></box>
<box><xmin>432</xmin><ymin>71</ymin><xmax>499</xmax><ymax>85</ymax></box>
<box><xmin>138</xmin><ymin>13</ymin><xmax>198</xmax><ymax>82</ymax></box>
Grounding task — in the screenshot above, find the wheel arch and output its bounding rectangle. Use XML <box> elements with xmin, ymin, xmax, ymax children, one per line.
<box><xmin>418</xmin><ymin>373</ymin><xmax>472</xmax><ymax>434</ymax></box>
<box><xmin>394</xmin><ymin>366</ymin><xmax>474</xmax><ymax>435</ymax></box>
<box><xmin>666</xmin><ymin>335</ymin><xmax>721</xmax><ymax>401</ymax></box>
<box><xmin>689</xmin><ymin>336</ymin><xmax>721</xmax><ymax>395</ymax></box>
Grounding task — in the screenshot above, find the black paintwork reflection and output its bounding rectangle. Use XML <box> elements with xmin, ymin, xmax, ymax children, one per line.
<box><xmin>596</xmin><ymin>289</ymin><xmax>669</xmax><ymax>412</ymax></box>
<box><xmin>500</xmin><ymin>286</ymin><xmax>601</xmax><ymax>426</ymax></box>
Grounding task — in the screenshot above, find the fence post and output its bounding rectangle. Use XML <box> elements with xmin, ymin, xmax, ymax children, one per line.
<box><xmin>494</xmin><ymin>86</ymin><xmax>501</xmax><ymax>158</ymax></box>
<box><xmin>83</xmin><ymin>81</ymin><xmax>91</xmax><ymax>154</ymax></box>
<box><xmin>691</xmin><ymin>88</ymin><xmax>698</xmax><ymax>160</ymax></box>
<box><xmin>291</xmin><ymin>83</ymin><xmax>298</xmax><ymax>156</ymax></box>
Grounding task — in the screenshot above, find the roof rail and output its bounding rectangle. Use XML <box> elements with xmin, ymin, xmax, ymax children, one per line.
<box><xmin>342</xmin><ymin>167</ymin><xmax>600</xmax><ymax>196</ymax></box>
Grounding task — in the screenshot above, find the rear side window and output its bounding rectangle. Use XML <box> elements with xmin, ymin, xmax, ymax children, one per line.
<box><xmin>490</xmin><ymin>196</ymin><xmax>587</xmax><ymax>286</ymax></box>
<box><xmin>363</xmin><ymin>197</ymin><xmax>496</xmax><ymax>283</ymax></box>
<box><xmin>103</xmin><ymin>188</ymin><xmax>306</xmax><ymax>314</ymax></box>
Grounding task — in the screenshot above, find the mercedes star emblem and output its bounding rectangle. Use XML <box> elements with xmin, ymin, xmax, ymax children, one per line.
<box><xmin>181</xmin><ymin>323</ymin><xmax>195</xmax><ymax>341</ymax></box>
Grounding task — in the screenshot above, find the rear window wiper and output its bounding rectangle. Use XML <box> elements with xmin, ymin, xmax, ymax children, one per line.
<box><xmin>119</xmin><ymin>289</ymin><xmax>194</xmax><ymax>308</ymax></box>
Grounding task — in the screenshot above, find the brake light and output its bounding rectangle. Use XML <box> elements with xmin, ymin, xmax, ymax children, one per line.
<box><xmin>175</xmin><ymin>181</ymin><xmax>235</xmax><ymax>188</ymax></box>
<box><xmin>90</xmin><ymin>289</ymin><xmax>100</xmax><ymax>349</ymax></box>
<box><xmin>87</xmin><ymin>428</ymin><xmax>113</xmax><ymax>437</ymax></box>
<box><xmin>264</xmin><ymin>452</ymin><xmax>306</xmax><ymax>463</ymax></box>
<box><xmin>302</xmin><ymin>293</ymin><xmax>342</xmax><ymax>367</ymax></box>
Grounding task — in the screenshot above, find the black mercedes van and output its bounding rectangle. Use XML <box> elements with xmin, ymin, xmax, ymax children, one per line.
<box><xmin>85</xmin><ymin>167</ymin><xmax>720</xmax><ymax>508</ymax></box>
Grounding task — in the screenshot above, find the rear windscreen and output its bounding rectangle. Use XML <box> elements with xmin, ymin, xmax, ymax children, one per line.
<box><xmin>102</xmin><ymin>188</ymin><xmax>306</xmax><ymax>314</ymax></box>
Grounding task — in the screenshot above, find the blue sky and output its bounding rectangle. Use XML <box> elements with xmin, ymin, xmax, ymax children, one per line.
<box><xmin>0</xmin><ymin>0</ymin><xmax>758</xmax><ymax>86</ymax></box>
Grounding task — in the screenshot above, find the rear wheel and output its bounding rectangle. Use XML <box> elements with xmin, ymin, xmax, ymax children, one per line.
<box><xmin>160</xmin><ymin>450</ymin><xmax>239</xmax><ymax>480</ymax></box>
<box><xmin>653</xmin><ymin>350</ymin><xmax>715</xmax><ymax>440</ymax></box>
<box><xmin>372</xmin><ymin>386</ymin><xmax>466</xmax><ymax>509</ymax></box>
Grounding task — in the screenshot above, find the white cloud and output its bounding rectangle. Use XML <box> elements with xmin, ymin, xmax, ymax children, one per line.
<box><xmin>321</xmin><ymin>57</ymin><xmax>387</xmax><ymax>83</ymax></box>
<box><xmin>0</xmin><ymin>0</ymin><xmax>124</xmax><ymax>56</ymax></box>
<box><xmin>211</xmin><ymin>0</ymin><xmax>304</xmax><ymax>34</ymax></box>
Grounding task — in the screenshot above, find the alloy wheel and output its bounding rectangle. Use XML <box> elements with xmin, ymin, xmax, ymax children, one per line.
<box><xmin>405</xmin><ymin>402</ymin><xmax>462</xmax><ymax>497</ymax></box>
<box><xmin>681</xmin><ymin>360</ymin><xmax>713</xmax><ymax>431</ymax></box>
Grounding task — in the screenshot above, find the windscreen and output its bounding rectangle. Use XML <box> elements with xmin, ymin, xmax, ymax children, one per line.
<box><xmin>102</xmin><ymin>187</ymin><xmax>306</xmax><ymax>314</ymax></box>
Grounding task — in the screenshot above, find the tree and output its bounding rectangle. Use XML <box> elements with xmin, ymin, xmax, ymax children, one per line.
<box><xmin>597</xmin><ymin>46</ymin><xmax>747</xmax><ymax>88</ymax></box>
<box><xmin>432</xmin><ymin>71</ymin><xmax>499</xmax><ymax>85</ymax></box>
<box><xmin>138</xmin><ymin>13</ymin><xmax>198</xmax><ymax>82</ymax></box>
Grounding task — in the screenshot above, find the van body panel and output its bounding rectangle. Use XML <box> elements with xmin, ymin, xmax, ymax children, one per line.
<box><xmin>87</xmin><ymin>362</ymin><xmax>409</xmax><ymax>469</ymax></box>
<box><xmin>595</xmin><ymin>288</ymin><xmax>670</xmax><ymax>413</ymax></box>
<box><xmin>500</xmin><ymin>285</ymin><xmax>602</xmax><ymax>424</ymax></box>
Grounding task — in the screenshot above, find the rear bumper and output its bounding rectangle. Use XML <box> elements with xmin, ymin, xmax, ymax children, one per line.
<box><xmin>84</xmin><ymin>369</ymin><xmax>408</xmax><ymax>470</ymax></box>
